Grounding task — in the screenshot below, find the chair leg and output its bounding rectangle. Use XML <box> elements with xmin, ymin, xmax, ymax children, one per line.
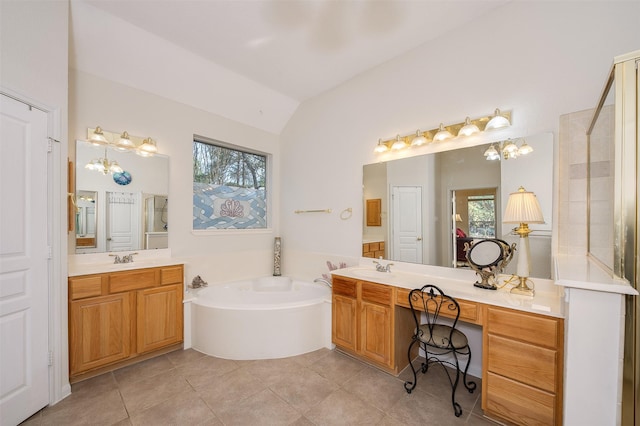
<box><xmin>461</xmin><ymin>347</ymin><xmax>477</xmax><ymax>393</ymax></box>
<box><xmin>450</xmin><ymin>350</ymin><xmax>463</xmax><ymax>417</ymax></box>
<box><xmin>404</xmin><ymin>339</ymin><xmax>419</xmax><ymax>393</ymax></box>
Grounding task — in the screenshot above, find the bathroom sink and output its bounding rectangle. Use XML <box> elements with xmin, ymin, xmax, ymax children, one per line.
<box><xmin>350</xmin><ymin>268</ymin><xmax>396</xmax><ymax>280</ymax></box>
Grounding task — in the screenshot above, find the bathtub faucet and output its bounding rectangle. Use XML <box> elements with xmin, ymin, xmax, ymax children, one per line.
<box><xmin>189</xmin><ymin>275</ymin><xmax>208</xmax><ymax>289</ymax></box>
<box><xmin>314</xmin><ymin>277</ymin><xmax>332</xmax><ymax>288</ymax></box>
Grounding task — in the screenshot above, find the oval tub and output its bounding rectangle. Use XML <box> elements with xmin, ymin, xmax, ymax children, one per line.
<box><xmin>191</xmin><ymin>276</ymin><xmax>332</xmax><ymax>360</ymax></box>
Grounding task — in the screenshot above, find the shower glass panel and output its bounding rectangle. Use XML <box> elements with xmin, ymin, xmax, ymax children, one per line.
<box><xmin>587</xmin><ymin>70</ymin><xmax>615</xmax><ymax>271</ymax></box>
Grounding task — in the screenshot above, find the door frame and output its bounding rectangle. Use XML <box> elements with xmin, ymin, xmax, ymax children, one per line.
<box><xmin>1</xmin><ymin>88</ymin><xmax>70</xmax><ymax>406</ymax></box>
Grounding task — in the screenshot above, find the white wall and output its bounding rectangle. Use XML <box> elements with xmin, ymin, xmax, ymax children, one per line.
<box><xmin>70</xmin><ymin>70</ymin><xmax>282</xmax><ymax>282</ymax></box>
<box><xmin>279</xmin><ymin>1</ymin><xmax>640</xmax><ymax>279</ymax></box>
<box><xmin>1</xmin><ymin>0</ymin><xmax>70</xmax><ymax>405</ymax></box>
<box><xmin>69</xmin><ymin>0</ymin><xmax>298</xmax><ymax>135</ymax></box>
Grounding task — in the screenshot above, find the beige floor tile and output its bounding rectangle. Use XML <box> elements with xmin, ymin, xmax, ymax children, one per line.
<box><xmin>303</xmin><ymin>388</ymin><xmax>384</xmax><ymax>425</ymax></box>
<box><xmin>269</xmin><ymin>367</ymin><xmax>339</xmax><ymax>412</ymax></box>
<box><xmin>176</xmin><ymin>355</ymin><xmax>240</xmax><ymax>389</ymax></box>
<box><xmin>129</xmin><ymin>393</ymin><xmax>215</xmax><ymax>426</ymax></box>
<box><xmin>289</xmin><ymin>347</ymin><xmax>331</xmax><ymax>367</ymax></box>
<box><xmin>166</xmin><ymin>348</ymin><xmax>207</xmax><ymax>366</ymax></box>
<box><xmin>198</xmin><ymin>368</ymin><xmax>267</xmax><ymax>413</ymax></box>
<box><xmin>386</xmin><ymin>388</ymin><xmax>468</xmax><ymax>426</ymax></box>
<box><xmin>342</xmin><ymin>365</ymin><xmax>407</xmax><ymax>412</ymax></box>
<box><xmin>466</xmin><ymin>413</ymin><xmax>503</xmax><ymax>425</ymax></box>
<box><xmin>113</xmin><ymin>355</ymin><xmax>175</xmax><ymax>387</ymax></box>
<box><xmin>22</xmin><ymin>348</ymin><xmax>489</xmax><ymax>425</ymax></box>
<box><xmin>40</xmin><ymin>389</ymin><xmax>128</xmax><ymax>426</ymax></box>
<box><xmin>405</xmin><ymin>362</ymin><xmax>480</xmax><ymax>413</ymax></box>
<box><xmin>307</xmin><ymin>351</ymin><xmax>366</xmax><ymax>385</ymax></box>
<box><xmin>215</xmin><ymin>388</ymin><xmax>302</xmax><ymax>425</ymax></box>
<box><xmin>242</xmin><ymin>357</ymin><xmax>307</xmax><ymax>387</ymax></box>
<box><xmin>71</xmin><ymin>371</ymin><xmax>118</xmax><ymax>396</ymax></box>
<box><xmin>119</xmin><ymin>369</ymin><xmax>195</xmax><ymax>414</ymax></box>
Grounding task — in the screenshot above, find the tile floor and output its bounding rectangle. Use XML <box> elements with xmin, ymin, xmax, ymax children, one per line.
<box><xmin>22</xmin><ymin>348</ymin><xmax>499</xmax><ymax>425</ymax></box>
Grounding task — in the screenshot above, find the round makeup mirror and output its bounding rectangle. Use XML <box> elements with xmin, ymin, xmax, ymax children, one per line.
<box><xmin>466</xmin><ymin>238</ymin><xmax>515</xmax><ymax>290</ymax></box>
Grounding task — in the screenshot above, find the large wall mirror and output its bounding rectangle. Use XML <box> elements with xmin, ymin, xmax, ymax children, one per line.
<box><xmin>75</xmin><ymin>139</ymin><xmax>169</xmax><ymax>254</ymax></box>
<box><xmin>363</xmin><ymin>132</ymin><xmax>553</xmax><ymax>278</ymax></box>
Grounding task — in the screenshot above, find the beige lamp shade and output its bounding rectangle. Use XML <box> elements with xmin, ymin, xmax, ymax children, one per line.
<box><xmin>503</xmin><ymin>187</ymin><xmax>544</xmax><ymax>224</ymax></box>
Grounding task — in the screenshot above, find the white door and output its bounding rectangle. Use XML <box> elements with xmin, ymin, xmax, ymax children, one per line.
<box><xmin>391</xmin><ymin>186</ymin><xmax>423</xmax><ymax>263</ymax></box>
<box><xmin>106</xmin><ymin>192</ymin><xmax>139</xmax><ymax>252</ymax></box>
<box><xmin>0</xmin><ymin>95</ymin><xmax>50</xmax><ymax>425</ymax></box>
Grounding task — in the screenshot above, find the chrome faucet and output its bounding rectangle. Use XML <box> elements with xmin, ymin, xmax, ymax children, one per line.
<box><xmin>373</xmin><ymin>259</ymin><xmax>394</xmax><ymax>273</ymax></box>
<box><xmin>110</xmin><ymin>252</ymin><xmax>138</xmax><ymax>264</ymax></box>
<box><xmin>314</xmin><ymin>277</ymin><xmax>332</xmax><ymax>288</ymax></box>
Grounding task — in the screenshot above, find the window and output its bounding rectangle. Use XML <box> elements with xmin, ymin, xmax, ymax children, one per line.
<box><xmin>467</xmin><ymin>194</ymin><xmax>496</xmax><ymax>238</ymax></box>
<box><xmin>193</xmin><ymin>139</ymin><xmax>268</xmax><ymax>230</ymax></box>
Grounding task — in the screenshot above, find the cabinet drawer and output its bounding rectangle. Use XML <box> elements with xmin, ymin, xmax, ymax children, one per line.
<box><xmin>333</xmin><ymin>277</ymin><xmax>357</xmax><ymax>298</ymax></box>
<box><xmin>69</xmin><ymin>276</ymin><xmax>103</xmax><ymax>300</ymax></box>
<box><xmin>361</xmin><ymin>282</ymin><xmax>391</xmax><ymax>305</ymax></box>
<box><xmin>161</xmin><ymin>265</ymin><xmax>183</xmax><ymax>285</ymax></box>
<box><xmin>487</xmin><ymin>306</ymin><xmax>559</xmax><ymax>348</ymax></box>
<box><xmin>487</xmin><ymin>334</ymin><xmax>557</xmax><ymax>392</ymax></box>
<box><xmin>396</xmin><ymin>288</ymin><xmax>479</xmax><ymax>324</ymax></box>
<box><xmin>109</xmin><ymin>269</ymin><xmax>157</xmax><ymax>293</ymax></box>
<box><xmin>486</xmin><ymin>372</ymin><xmax>556</xmax><ymax>426</ymax></box>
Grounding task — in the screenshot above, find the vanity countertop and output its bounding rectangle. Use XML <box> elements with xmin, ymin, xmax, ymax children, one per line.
<box><xmin>68</xmin><ymin>249</ymin><xmax>180</xmax><ymax>277</ymax></box>
<box><xmin>332</xmin><ymin>264</ymin><xmax>564</xmax><ymax>319</ymax></box>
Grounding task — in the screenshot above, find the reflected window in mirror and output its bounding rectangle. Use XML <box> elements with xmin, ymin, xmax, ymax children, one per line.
<box><xmin>193</xmin><ymin>138</ymin><xmax>268</xmax><ymax>230</ymax></box>
<box><xmin>467</xmin><ymin>193</ymin><xmax>496</xmax><ymax>238</ymax></box>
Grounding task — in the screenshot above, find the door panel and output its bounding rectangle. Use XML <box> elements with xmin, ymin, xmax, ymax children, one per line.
<box><xmin>0</xmin><ymin>94</ymin><xmax>50</xmax><ymax>425</ymax></box>
<box><xmin>106</xmin><ymin>192</ymin><xmax>139</xmax><ymax>252</ymax></box>
<box><xmin>391</xmin><ymin>186</ymin><xmax>423</xmax><ymax>263</ymax></box>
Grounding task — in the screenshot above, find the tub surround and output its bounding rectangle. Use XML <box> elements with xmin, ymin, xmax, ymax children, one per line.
<box><xmin>190</xmin><ymin>277</ymin><xmax>331</xmax><ymax>360</ymax></box>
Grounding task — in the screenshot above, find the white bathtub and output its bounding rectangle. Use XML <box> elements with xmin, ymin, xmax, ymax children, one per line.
<box><xmin>191</xmin><ymin>276</ymin><xmax>332</xmax><ymax>360</ymax></box>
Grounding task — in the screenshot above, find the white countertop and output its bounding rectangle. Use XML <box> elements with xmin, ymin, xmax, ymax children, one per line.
<box><xmin>68</xmin><ymin>249</ymin><xmax>181</xmax><ymax>276</ymax></box>
<box><xmin>332</xmin><ymin>264</ymin><xmax>564</xmax><ymax>318</ymax></box>
<box><xmin>554</xmin><ymin>254</ymin><xmax>638</xmax><ymax>295</ymax></box>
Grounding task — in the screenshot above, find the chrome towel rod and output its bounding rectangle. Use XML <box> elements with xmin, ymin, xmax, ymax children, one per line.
<box><xmin>294</xmin><ymin>209</ymin><xmax>332</xmax><ymax>214</ymax></box>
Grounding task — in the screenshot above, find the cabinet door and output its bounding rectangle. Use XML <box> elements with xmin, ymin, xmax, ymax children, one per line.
<box><xmin>332</xmin><ymin>294</ymin><xmax>357</xmax><ymax>352</ymax></box>
<box><xmin>360</xmin><ymin>300</ymin><xmax>392</xmax><ymax>367</ymax></box>
<box><xmin>137</xmin><ymin>284</ymin><xmax>183</xmax><ymax>353</ymax></box>
<box><xmin>69</xmin><ymin>293</ymin><xmax>131</xmax><ymax>376</ymax></box>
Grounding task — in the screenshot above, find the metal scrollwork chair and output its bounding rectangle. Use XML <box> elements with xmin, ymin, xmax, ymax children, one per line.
<box><xmin>403</xmin><ymin>284</ymin><xmax>476</xmax><ymax>417</ymax></box>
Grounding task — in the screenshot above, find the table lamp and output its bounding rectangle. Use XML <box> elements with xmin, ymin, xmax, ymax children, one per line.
<box><xmin>502</xmin><ymin>187</ymin><xmax>545</xmax><ymax>296</ymax></box>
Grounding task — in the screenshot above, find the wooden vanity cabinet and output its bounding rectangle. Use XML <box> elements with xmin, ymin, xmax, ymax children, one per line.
<box><xmin>332</xmin><ymin>276</ymin><xmax>398</xmax><ymax>371</ymax></box>
<box><xmin>69</xmin><ymin>264</ymin><xmax>184</xmax><ymax>380</ymax></box>
<box><xmin>483</xmin><ymin>305</ymin><xmax>564</xmax><ymax>426</ymax></box>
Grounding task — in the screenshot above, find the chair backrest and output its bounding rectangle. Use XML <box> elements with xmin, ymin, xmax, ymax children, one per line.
<box><xmin>407</xmin><ymin>285</ymin><xmax>461</xmax><ymax>343</ymax></box>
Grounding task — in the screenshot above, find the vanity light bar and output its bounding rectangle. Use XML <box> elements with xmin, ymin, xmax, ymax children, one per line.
<box><xmin>374</xmin><ymin>109</ymin><xmax>512</xmax><ymax>153</ymax></box>
<box><xmin>87</xmin><ymin>127</ymin><xmax>158</xmax><ymax>157</ymax></box>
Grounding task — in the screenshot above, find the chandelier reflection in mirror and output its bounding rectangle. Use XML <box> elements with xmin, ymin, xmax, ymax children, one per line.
<box><xmin>374</xmin><ymin>109</ymin><xmax>511</xmax><ymax>153</ymax></box>
<box><xmin>84</xmin><ymin>148</ymin><xmax>123</xmax><ymax>175</ymax></box>
<box><xmin>85</xmin><ymin>127</ymin><xmax>159</xmax><ymax>174</ymax></box>
<box><xmin>483</xmin><ymin>138</ymin><xmax>533</xmax><ymax>161</ymax></box>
